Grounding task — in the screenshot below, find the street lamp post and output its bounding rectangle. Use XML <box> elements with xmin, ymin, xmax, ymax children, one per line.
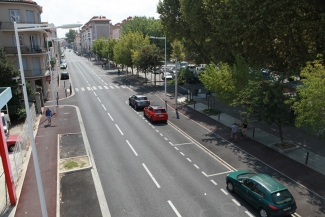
<box><xmin>14</xmin><ymin>22</ymin><xmax>81</xmax><ymax>217</ymax></box>
<box><xmin>149</xmin><ymin>36</ymin><xmax>167</xmax><ymax>109</ymax></box>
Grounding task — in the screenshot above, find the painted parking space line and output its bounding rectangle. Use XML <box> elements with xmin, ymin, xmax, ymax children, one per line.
<box><xmin>232</xmin><ymin>199</ymin><xmax>240</xmax><ymax>206</ymax></box>
<box><xmin>220</xmin><ymin>189</ymin><xmax>228</xmax><ymax>195</ymax></box>
<box><xmin>210</xmin><ymin>179</ymin><xmax>218</xmax><ymax>185</ymax></box>
<box><xmin>173</xmin><ymin>142</ymin><xmax>194</xmax><ymax>146</ymax></box>
<box><xmin>202</xmin><ymin>171</ymin><xmax>232</xmax><ymax>177</ymax></box>
<box><xmin>194</xmin><ymin>164</ymin><xmax>200</xmax><ymax>169</ymax></box>
<box><xmin>245</xmin><ymin>211</ymin><xmax>254</xmax><ymax>217</ymax></box>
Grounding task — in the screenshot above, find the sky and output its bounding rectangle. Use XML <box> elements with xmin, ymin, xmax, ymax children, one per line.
<box><xmin>35</xmin><ymin>0</ymin><xmax>161</xmax><ymax>38</ymax></box>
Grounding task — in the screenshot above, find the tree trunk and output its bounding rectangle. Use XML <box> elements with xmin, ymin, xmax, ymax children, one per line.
<box><xmin>279</xmin><ymin>125</ymin><xmax>284</xmax><ymax>144</ymax></box>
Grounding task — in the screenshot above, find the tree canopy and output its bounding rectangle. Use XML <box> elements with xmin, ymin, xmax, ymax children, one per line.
<box><xmin>65</xmin><ymin>29</ymin><xmax>78</xmax><ymax>44</ymax></box>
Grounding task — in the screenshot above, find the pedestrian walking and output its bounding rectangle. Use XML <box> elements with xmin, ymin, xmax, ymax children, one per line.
<box><xmin>230</xmin><ymin>123</ymin><xmax>238</xmax><ymax>142</ymax></box>
<box><xmin>241</xmin><ymin>119</ymin><xmax>249</xmax><ymax>140</ymax></box>
<box><xmin>46</xmin><ymin>108</ymin><xmax>52</xmax><ymax>125</ymax></box>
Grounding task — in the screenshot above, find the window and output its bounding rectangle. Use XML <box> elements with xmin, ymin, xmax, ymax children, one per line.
<box><xmin>155</xmin><ymin>109</ymin><xmax>166</xmax><ymax>114</ymax></box>
<box><xmin>242</xmin><ymin>179</ymin><xmax>255</xmax><ymax>190</ymax></box>
<box><xmin>26</xmin><ymin>11</ymin><xmax>34</xmax><ymax>23</ymax></box>
<box><xmin>12</xmin><ymin>34</ymin><xmax>24</xmax><ymax>46</ymax></box>
<box><xmin>9</xmin><ymin>10</ymin><xmax>21</xmax><ymax>23</ymax></box>
<box><xmin>253</xmin><ymin>184</ymin><xmax>266</xmax><ymax>197</ymax></box>
<box><xmin>37</xmin><ymin>13</ymin><xmax>41</xmax><ymax>24</ymax></box>
<box><xmin>16</xmin><ymin>58</ymin><xmax>28</xmax><ymax>70</ymax></box>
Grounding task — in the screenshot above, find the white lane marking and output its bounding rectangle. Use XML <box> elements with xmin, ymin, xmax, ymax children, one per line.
<box><xmin>142</xmin><ymin>163</ymin><xmax>160</xmax><ymax>188</ymax></box>
<box><xmin>107</xmin><ymin>113</ymin><xmax>114</xmax><ymax>121</ymax></box>
<box><xmin>204</xmin><ymin>171</ymin><xmax>232</xmax><ymax>177</ymax></box>
<box><xmin>232</xmin><ymin>199</ymin><xmax>241</xmax><ymax>206</ymax></box>
<box><xmin>126</xmin><ymin>140</ymin><xmax>138</xmax><ymax>156</ymax></box>
<box><xmin>104</xmin><ymin>86</ymin><xmax>109</xmax><ymax>89</ymax></box>
<box><xmin>180</xmin><ymin>152</ymin><xmax>185</xmax><ymax>156</ymax></box>
<box><xmin>202</xmin><ymin>172</ymin><xmax>208</xmax><ymax>177</ymax></box>
<box><xmin>81</xmin><ymin>87</ymin><xmax>85</xmax><ymax>91</ymax></box>
<box><xmin>97</xmin><ymin>97</ymin><xmax>101</xmax><ymax>103</ymax></box>
<box><xmin>93</xmin><ymin>86</ymin><xmax>97</xmax><ymax>90</ymax></box>
<box><xmin>167</xmin><ymin>200</ymin><xmax>182</xmax><ymax>217</ymax></box>
<box><xmin>75</xmin><ymin>88</ymin><xmax>79</xmax><ymax>92</ymax></box>
<box><xmin>245</xmin><ymin>211</ymin><xmax>254</xmax><ymax>217</ymax></box>
<box><xmin>174</xmin><ymin>147</ymin><xmax>179</xmax><ymax>150</ymax></box>
<box><xmin>98</xmin><ymin>86</ymin><xmax>103</xmax><ymax>89</ymax></box>
<box><xmin>169</xmin><ymin>142</ymin><xmax>174</xmax><ymax>146</ymax></box>
<box><xmin>121</xmin><ymin>86</ymin><xmax>126</xmax><ymax>88</ymax></box>
<box><xmin>220</xmin><ymin>189</ymin><xmax>228</xmax><ymax>195</ymax></box>
<box><xmin>110</xmin><ymin>86</ymin><xmax>115</xmax><ymax>89</ymax></box>
<box><xmin>94</xmin><ymin>92</ymin><xmax>97</xmax><ymax>96</ymax></box>
<box><xmin>159</xmin><ymin>133</ymin><xmax>163</xmax><ymax>137</ymax></box>
<box><xmin>156</xmin><ymin>130</ymin><xmax>159</xmax><ymax>132</ymax></box>
<box><xmin>194</xmin><ymin>164</ymin><xmax>199</xmax><ymax>169</ymax></box>
<box><xmin>164</xmin><ymin>137</ymin><xmax>168</xmax><ymax>140</ymax></box>
<box><xmin>102</xmin><ymin>104</ymin><xmax>106</xmax><ymax>111</ymax></box>
<box><xmin>115</xmin><ymin>86</ymin><xmax>120</xmax><ymax>89</ymax></box>
<box><xmin>115</xmin><ymin>124</ymin><xmax>124</xmax><ymax>135</ymax></box>
<box><xmin>186</xmin><ymin>158</ymin><xmax>192</xmax><ymax>162</ymax></box>
<box><xmin>173</xmin><ymin>142</ymin><xmax>193</xmax><ymax>146</ymax></box>
<box><xmin>145</xmin><ymin>120</ymin><xmax>148</xmax><ymax>123</ymax></box>
<box><xmin>210</xmin><ymin>179</ymin><xmax>217</xmax><ymax>185</ymax></box>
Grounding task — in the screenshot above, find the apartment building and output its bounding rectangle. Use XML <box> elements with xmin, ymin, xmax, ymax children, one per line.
<box><xmin>0</xmin><ymin>0</ymin><xmax>50</xmax><ymax>99</ymax></box>
<box><xmin>80</xmin><ymin>16</ymin><xmax>111</xmax><ymax>54</ymax></box>
<box><xmin>74</xmin><ymin>34</ymin><xmax>81</xmax><ymax>52</ymax></box>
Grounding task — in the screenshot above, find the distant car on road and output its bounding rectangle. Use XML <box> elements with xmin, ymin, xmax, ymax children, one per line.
<box><xmin>144</xmin><ymin>105</ymin><xmax>168</xmax><ymax>123</ymax></box>
<box><xmin>60</xmin><ymin>62</ymin><xmax>67</xmax><ymax>69</ymax></box>
<box><xmin>226</xmin><ymin>171</ymin><xmax>297</xmax><ymax>217</ymax></box>
<box><xmin>60</xmin><ymin>72</ymin><xmax>69</xmax><ymax>80</ymax></box>
<box><xmin>129</xmin><ymin>95</ymin><xmax>150</xmax><ymax>110</ymax></box>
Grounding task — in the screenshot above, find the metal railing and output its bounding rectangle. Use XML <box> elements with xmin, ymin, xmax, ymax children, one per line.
<box><xmin>4</xmin><ymin>46</ymin><xmax>46</xmax><ymax>55</ymax></box>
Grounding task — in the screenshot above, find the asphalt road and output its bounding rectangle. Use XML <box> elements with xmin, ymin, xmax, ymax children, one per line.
<box><xmin>59</xmin><ymin>51</ymin><xmax>324</xmax><ymax>217</ymax></box>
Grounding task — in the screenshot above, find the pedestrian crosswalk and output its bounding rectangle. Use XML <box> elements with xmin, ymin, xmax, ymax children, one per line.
<box><xmin>75</xmin><ymin>85</ymin><xmax>126</xmax><ymax>92</ymax></box>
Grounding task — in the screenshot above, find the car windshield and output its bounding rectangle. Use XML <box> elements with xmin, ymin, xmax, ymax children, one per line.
<box><xmin>138</xmin><ymin>97</ymin><xmax>147</xmax><ymax>100</ymax></box>
<box><xmin>237</xmin><ymin>172</ymin><xmax>256</xmax><ymax>179</ymax></box>
<box><xmin>154</xmin><ymin>109</ymin><xmax>166</xmax><ymax>114</ymax></box>
<box><xmin>271</xmin><ymin>190</ymin><xmax>293</xmax><ymax>205</ymax></box>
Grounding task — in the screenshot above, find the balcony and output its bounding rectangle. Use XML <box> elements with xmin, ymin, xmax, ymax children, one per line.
<box><xmin>4</xmin><ymin>46</ymin><xmax>46</xmax><ymax>55</ymax></box>
<box><xmin>0</xmin><ymin>22</ymin><xmax>44</xmax><ymax>31</ymax></box>
<box><xmin>24</xmin><ymin>69</ymin><xmax>48</xmax><ymax>78</ymax></box>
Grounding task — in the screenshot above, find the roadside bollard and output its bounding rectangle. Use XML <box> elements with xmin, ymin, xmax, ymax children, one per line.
<box><xmin>305</xmin><ymin>152</ymin><xmax>310</xmax><ymax>165</ymax></box>
<box><xmin>57</xmin><ymin>92</ymin><xmax>59</xmax><ymax>106</ymax></box>
<box><xmin>70</xmin><ymin>84</ymin><xmax>72</xmax><ymax>95</ymax></box>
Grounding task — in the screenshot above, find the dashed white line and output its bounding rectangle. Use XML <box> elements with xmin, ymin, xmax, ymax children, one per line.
<box><xmin>245</xmin><ymin>211</ymin><xmax>254</xmax><ymax>217</ymax></box>
<box><xmin>97</xmin><ymin>97</ymin><xmax>101</xmax><ymax>103</ymax></box>
<box><xmin>126</xmin><ymin>140</ymin><xmax>138</xmax><ymax>156</ymax></box>
<box><xmin>110</xmin><ymin>86</ymin><xmax>115</xmax><ymax>89</ymax></box>
<box><xmin>156</xmin><ymin>130</ymin><xmax>159</xmax><ymax>133</ymax></box>
<box><xmin>81</xmin><ymin>87</ymin><xmax>85</xmax><ymax>91</ymax></box>
<box><xmin>102</xmin><ymin>104</ymin><xmax>106</xmax><ymax>111</ymax></box>
<box><xmin>142</xmin><ymin>163</ymin><xmax>160</xmax><ymax>188</ymax></box>
<box><xmin>107</xmin><ymin>113</ymin><xmax>114</xmax><ymax>121</ymax></box>
<box><xmin>220</xmin><ymin>189</ymin><xmax>228</xmax><ymax>195</ymax></box>
<box><xmin>232</xmin><ymin>199</ymin><xmax>241</xmax><ymax>206</ymax></box>
<box><xmin>180</xmin><ymin>152</ymin><xmax>185</xmax><ymax>156</ymax></box>
<box><xmin>98</xmin><ymin>86</ymin><xmax>103</xmax><ymax>89</ymax></box>
<box><xmin>167</xmin><ymin>201</ymin><xmax>182</xmax><ymax>217</ymax></box>
<box><xmin>93</xmin><ymin>86</ymin><xmax>97</xmax><ymax>90</ymax></box>
<box><xmin>104</xmin><ymin>86</ymin><xmax>109</xmax><ymax>89</ymax></box>
<box><xmin>115</xmin><ymin>124</ymin><xmax>124</xmax><ymax>135</ymax></box>
<box><xmin>159</xmin><ymin>133</ymin><xmax>163</xmax><ymax>137</ymax></box>
<box><xmin>94</xmin><ymin>92</ymin><xmax>97</xmax><ymax>96</ymax></box>
<box><xmin>164</xmin><ymin>137</ymin><xmax>168</xmax><ymax>140</ymax></box>
<box><xmin>169</xmin><ymin>142</ymin><xmax>173</xmax><ymax>146</ymax></box>
<box><xmin>75</xmin><ymin>88</ymin><xmax>79</xmax><ymax>92</ymax></box>
<box><xmin>186</xmin><ymin>158</ymin><xmax>192</xmax><ymax>162</ymax></box>
<box><xmin>174</xmin><ymin>147</ymin><xmax>179</xmax><ymax>150</ymax></box>
<box><xmin>202</xmin><ymin>172</ymin><xmax>208</xmax><ymax>177</ymax></box>
<box><xmin>194</xmin><ymin>164</ymin><xmax>199</xmax><ymax>169</ymax></box>
<box><xmin>210</xmin><ymin>179</ymin><xmax>217</xmax><ymax>185</ymax></box>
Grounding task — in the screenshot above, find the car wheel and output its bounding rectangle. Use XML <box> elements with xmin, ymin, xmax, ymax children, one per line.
<box><xmin>135</xmin><ymin>104</ymin><xmax>138</xmax><ymax>110</ymax></box>
<box><xmin>8</xmin><ymin>145</ymin><xmax>15</xmax><ymax>152</ymax></box>
<box><xmin>259</xmin><ymin>208</ymin><xmax>268</xmax><ymax>217</ymax></box>
<box><xmin>227</xmin><ymin>181</ymin><xmax>234</xmax><ymax>192</ymax></box>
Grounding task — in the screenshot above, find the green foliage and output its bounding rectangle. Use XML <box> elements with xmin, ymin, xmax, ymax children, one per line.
<box><xmin>292</xmin><ymin>57</ymin><xmax>325</xmax><ymax>139</ymax></box>
<box><xmin>202</xmin><ymin>109</ymin><xmax>221</xmax><ymax>116</ymax></box>
<box><xmin>50</xmin><ymin>57</ymin><xmax>56</xmax><ymax>69</ymax></box>
<box><xmin>171</xmin><ymin>40</ymin><xmax>185</xmax><ymax>62</ymax></box>
<box><xmin>133</xmin><ymin>44</ymin><xmax>163</xmax><ymax>72</ymax></box>
<box><xmin>199</xmin><ymin>55</ymin><xmax>250</xmax><ymax>104</ymax></box>
<box><xmin>102</xmin><ymin>38</ymin><xmax>117</xmax><ymax>62</ymax></box>
<box><xmin>65</xmin><ymin>29</ymin><xmax>78</xmax><ymax>44</ymax></box>
<box><xmin>92</xmin><ymin>37</ymin><xmax>107</xmax><ymax>59</ymax></box>
<box><xmin>233</xmin><ymin>79</ymin><xmax>295</xmax><ymax>143</ymax></box>
<box><xmin>0</xmin><ymin>47</ymin><xmax>31</xmax><ymax>121</ymax></box>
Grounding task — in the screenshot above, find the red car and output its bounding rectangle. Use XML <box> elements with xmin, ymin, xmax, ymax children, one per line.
<box><xmin>144</xmin><ymin>105</ymin><xmax>168</xmax><ymax>123</ymax></box>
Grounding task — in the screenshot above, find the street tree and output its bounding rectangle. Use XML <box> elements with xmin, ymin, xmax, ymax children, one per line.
<box><xmin>102</xmin><ymin>38</ymin><xmax>117</xmax><ymax>64</ymax></box>
<box><xmin>233</xmin><ymin>79</ymin><xmax>295</xmax><ymax>144</ymax></box>
<box><xmin>92</xmin><ymin>37</ymin><xmax>106</xmax><ymax>60</ymax></box>
<box><xmin>171</xmin><ymin>40</ymin><xmax>185</xmax><ymax>62</ymax></box>
<box><xmin>292</xmin><ymin>57</ymin><xmax>325</xmax><ymax>139</ymax></box>
<box><xmin>0</xmin><ymin>47</ymin><xmax>33</xmax><ymax>121</ymax></box>
<box><xmin>65</xmin><ymin>29</ymin><xmax>78</xmax><ymax>44</ymax></box>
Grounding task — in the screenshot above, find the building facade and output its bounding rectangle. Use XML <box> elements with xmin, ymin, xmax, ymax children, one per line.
<box><xmin>0</xmin><ymin>0</ymin><xmax>50</xmax><ymax>99</ymax></box>
<box><xmin>80</xmin><ymin>16</ymin><xmax>111</xmax><ymax>54</ymax></box>
<box><xmin>74</xmin><ymin>34</ymin><xmax>81</xmax><ymax>52</ymax></box>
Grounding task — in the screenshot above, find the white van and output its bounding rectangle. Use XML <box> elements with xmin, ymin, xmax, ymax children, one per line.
<box><xmin>1</xmin><ymin>113</ymin><xmax>10</xmax><ymax>137</ymax></box>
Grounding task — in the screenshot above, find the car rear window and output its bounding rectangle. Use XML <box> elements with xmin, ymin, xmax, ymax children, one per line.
<box><xmin>138</xmin><ymin>97</ymin><xmax>147</xmax><ymax>100</ymax></box>
<box><xmin>237</xmin><ymin>173</ymin><xmax>256</xmax><ymax>179</ymax></box>
<box><xmin>271</xmin><ymin>190</ymin><xmax>293</xmax><ymax>205</ymax></box>
<box><xmin>154</xmin><ymin>109</ymin><xmax>166</xmax><ymax>114</ymax></box>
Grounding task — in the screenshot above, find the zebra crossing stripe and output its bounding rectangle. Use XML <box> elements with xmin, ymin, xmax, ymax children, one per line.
<box><xmin>75</xmin><ymin>88</ymin><xmax>79</xmax><ymax>92</ymax></box>
<box><xmin>121</xmin><ymin>86</ymin><xmax>126</xmax><ymax>88</ymax></box>
<box><xmin>93</xmin><ymin>86</ymin><xmax>97</xmax><ymax>90</ymax></box>
<box><xmin>98</xmin><ymin>86</ymin><xmax>103</xmax><ymax>89</ymax></box>
<box><xmin>104</xmin><ymin>86</ymin><xmax>109</xmax><ymax>89</ymax></box>
<box><xmin>81</xmin><ymin>87</ymin><xmax>85</xmax><ymax>91</ymax></box>
<box><xmin>87</xmin><ymin>87</ymin><xmax>92</xmax><ymax>90</ymax></box>
<box><xmin>110</xmin><ymin>86</ymin><xmax>115</xmax><ymax>89</ymax></box>
<box><xmin>115</xmin><ymin>86</ymin><xmax>120</xmax><ymax>89</ymax></box>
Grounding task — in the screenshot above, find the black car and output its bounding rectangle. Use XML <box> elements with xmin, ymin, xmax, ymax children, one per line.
<box><xmin>129</xmin><ymin>95</ymin><xmax>150</xmax><ymax>110</ymax></box>
<box><xmin>61</xmin><ymin>72</ymin><xmax>69</xmax><ymax>80</ymax></box>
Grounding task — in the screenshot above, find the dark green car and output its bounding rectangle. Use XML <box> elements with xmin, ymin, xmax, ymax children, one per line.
<box><xmin>226</xmin><ymin>171</ymin><xmax>297</xmax><ymax>217</ymax></box>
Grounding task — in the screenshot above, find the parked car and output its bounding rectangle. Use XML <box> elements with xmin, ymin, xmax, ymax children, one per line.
<box><xmin>226</xmin><ymin>171</ymin><xmax>297</xmax><ymax>217</ymax></box>
<box><xmin>60</xmin><ymin>72</ymin><xmax>69</xmax><ymax>80</ymax></box>
<box><xmin>1</xmin><ymin>113</ymin><xmax>10</xmax><ymax>137</ymax></box>
<box><xmin>7</xmin><ymin>135</ymin><xmax>23</xmax><ymax>152</ymax></box>
<box><xmin>129</xmin><ymin>95</ymin><xmax>150</xmax><ymax>110</ymax></box>
<box><xmin>144</xmin><ymin>105</ymin><xmax>168</xmax><ymax>123</ymax></box>
<box><xmin>162</xmin><ymin>72</ymin><xmax>174</xmax><ymax>81</ymax></box>
<box><xmin>60</xmin><ymin>62</ymin><xmax>67</xmax><ymax>69</ymax></box>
